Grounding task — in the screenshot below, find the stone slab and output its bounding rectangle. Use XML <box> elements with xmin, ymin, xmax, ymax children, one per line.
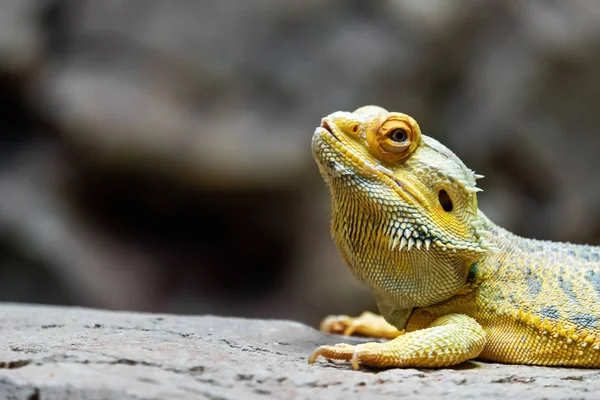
<box><xmin>0</xmin><ymin>304</ymin><xmax>597</xmax><ymax>399</ymax></box>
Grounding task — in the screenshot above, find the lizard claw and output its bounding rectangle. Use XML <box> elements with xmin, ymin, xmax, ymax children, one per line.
<box><xmin>308</xmin><ymin>343</ymin><xmax>354</xmax><ymax>364</ymax></box>
<box><xmin>308</xmin><ymin>343</ymin><xmax>358</xmax><ymax>367</ymax></box>
<box><xmin>308</xmin><ymin>342</ymin><xmax>386</xmax><ymax>370</ymax></box>
<box><xmin>351</xmin><ymin>348</ymin><xmax>362</xmax><ymax>371</ymax></box>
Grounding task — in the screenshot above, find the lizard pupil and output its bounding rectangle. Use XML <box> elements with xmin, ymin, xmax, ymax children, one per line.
<box><xmin>389</xmin><ymin>128</ymin><xmax>408</xmax><ymax>143</ymax></box>
<box><xmin>439</xmin><ymin>190</ymin><xmax>453</xmax><ymax>212</ymax></box>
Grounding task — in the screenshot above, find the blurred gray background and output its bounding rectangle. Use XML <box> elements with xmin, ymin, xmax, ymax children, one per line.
<box><xmin>1</xmin><ymin>0</ymin><xmax>599</xmax><ymax>326</ymax></box>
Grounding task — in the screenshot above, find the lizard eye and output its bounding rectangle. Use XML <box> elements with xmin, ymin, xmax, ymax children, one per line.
<box><xmin>378</xmin><ymin>121</ymin><xmax>413</xmax><ymax>154</ymax></box>
<box><xmin>389</xmin><ymin>128</ymin><xmax>408</xmax><ymax>143</ymax></box>
<box><xmin>367</xmin><ymin>113</ymin><xmax>422</xmax><ymax>162</ymax></box>
<box><xmin>439</xmin><ymin>189</ymin><xmax>453</xmax><ymax>212</ymax></box>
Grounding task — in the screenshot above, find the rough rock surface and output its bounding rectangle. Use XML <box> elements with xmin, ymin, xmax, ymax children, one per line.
<box><xmin>0</xmin><ymin>304</ymin><xmax>598</xmax><ymax>399</ymax></box>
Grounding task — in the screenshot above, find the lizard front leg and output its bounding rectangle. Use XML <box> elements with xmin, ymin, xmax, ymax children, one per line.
<box><xmin>309</xmin><ymin>313</ymin><xmax>486</xmax><ymax>369</ymax></box>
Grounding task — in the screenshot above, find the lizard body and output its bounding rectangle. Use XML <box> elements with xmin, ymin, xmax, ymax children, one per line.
<box><xmin>309</xmin><ymin>105</ymin><xmax>600</xmax><ymax>369</ymax></box>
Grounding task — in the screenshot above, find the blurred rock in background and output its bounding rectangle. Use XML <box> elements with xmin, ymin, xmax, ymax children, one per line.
<box><xmin>0</xmin><ymin>0</ymin><xmax>599</xmax><ymax>326</ymax></box>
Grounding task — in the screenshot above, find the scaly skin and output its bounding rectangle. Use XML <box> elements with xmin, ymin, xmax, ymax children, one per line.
<box><xmin>308</xmin><ymin>105</ymin><xmax>600</xmax><ymax>370</ymax></box>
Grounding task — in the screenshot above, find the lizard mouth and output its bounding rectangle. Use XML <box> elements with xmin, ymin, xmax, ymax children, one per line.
<box><xmin>319</xmin><ymin>120</ymin><xmax>346</xmax><ymax>147</ymax></box>
<box><xmin>320</xmin><ymin>120</ymin><xmax>336</xmax><ymax>137</ymax></box>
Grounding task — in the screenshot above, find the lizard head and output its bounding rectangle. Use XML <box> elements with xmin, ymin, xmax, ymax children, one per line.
<box><xmin>312</xmin><ymin>105</ymin><xmax>489</xmax><ymax>307</ymax></box>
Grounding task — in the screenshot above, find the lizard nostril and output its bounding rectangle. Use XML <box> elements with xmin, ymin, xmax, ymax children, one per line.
<box><xmin>321</xmin><ymin>121</ymin><xmax>333</xmax><ymax>134</ymax></box>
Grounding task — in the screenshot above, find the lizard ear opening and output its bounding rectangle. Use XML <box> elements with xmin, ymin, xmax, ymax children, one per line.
<box><xmin>439</xmin><ymin>189</ymin><xmax>453</xmax><ymax>212</ymax></box>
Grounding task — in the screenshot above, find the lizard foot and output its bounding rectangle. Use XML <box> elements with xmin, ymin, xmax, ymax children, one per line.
<box><xmin>319</xmin><ymin>311</ymin><xmax>404</xmax><ymax>339</ymax></box>
<box><xmin>308</xmin><ymin>341</ymin><xmax>395</xmax><ymax>370</ymax></box>
<box><xmin>310</xmin><ymin>314</ymin><xmax>486</xmax><ymax>370</ymax></box>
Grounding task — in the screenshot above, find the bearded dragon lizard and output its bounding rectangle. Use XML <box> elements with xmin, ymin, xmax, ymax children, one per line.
<box><xmin>308</xmin><ymin>105</ymin><xmax>600</xmax><ymax>370</ymax></box>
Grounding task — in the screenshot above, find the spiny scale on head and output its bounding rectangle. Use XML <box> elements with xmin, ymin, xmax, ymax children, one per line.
<box><xmin>427</xmin><ymin>165</ymin><xmax>484</xmax><ymax>195</ymax></box>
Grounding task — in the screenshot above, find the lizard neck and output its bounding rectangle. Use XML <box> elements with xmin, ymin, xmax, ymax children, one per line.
<box><xmin>474</xmin><ymin>211</ymin><xmax>600</xmax><ymax>274</ymax></box>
